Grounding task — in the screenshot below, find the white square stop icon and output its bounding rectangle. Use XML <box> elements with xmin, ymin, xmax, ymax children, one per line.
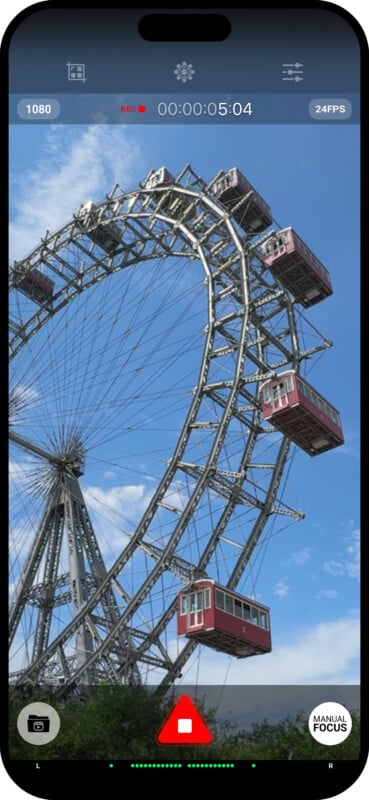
<box><xmin>178</xmin><ymin>718</ymin><xmax>192</xmax><ymax>733</ymax></box>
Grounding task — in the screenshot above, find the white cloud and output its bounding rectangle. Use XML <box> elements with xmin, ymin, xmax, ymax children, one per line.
<box><xmin>9</xmin><ymin>522</ymin><xmax>38</xmax><ymax>567</ymax></box>
<box><xmin>83</xmin><ymin>482</ymin><xmax>153</xmax><ymax>525</ymax></box>
<box><xmin>162</xmin><ymin>483</ymin><xmax>189</xmax><ymax>512</ymax></box>
<box><xmin>81</xmin><ymin>481</ymin><xmax>155</xmax><ymax>564</ymax></box>
<box><xmin>290</xmin><ymin>547</ymin><xmax>312</xmax><ymax>566</ymax></box>
<box><xmin>324</xmin><ymin>560</ymin><xmax>345</xmax><ymax>576</ymax></box>
<box><xmin>317</xmin><ymin>589</ymin><xmax>338</xmax><ymax>599</ymax></box>
<box><xmin>9</xmin><ymin>458</ymin><xmax>31</xmax><ymax>484</ymax></box>
<box><xmin>274</xmin><ymin>579</ymin><xmax>289</xmax><ymax>597</ymax></box>
<box><xmin>10</xmin><ymin>383</ymin><xmax>40</xmax><ymax>406</ymax></box>
<box><xmin>10</xmin><ymin>125</ymin><xmax>141</xmax><ymax>261</ymax></box>
<box><xmin>345</xmin><ymin>529</ymin><xmax>360</xmax><ymax>578</ymax></box>
<box><xmin>323</xmin><ymin>528</ymin><xmax>360</xmax><ymax>581</ymax></box>
<box><xmin>179</xmin><ymin>614</ymin><xmax>360</xmax><ymax>685</ymax></box>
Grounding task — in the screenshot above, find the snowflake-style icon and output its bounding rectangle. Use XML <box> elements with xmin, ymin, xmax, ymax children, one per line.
<box><xmin>174</xmin><ymin>62</ymin><xmax>195</xmax><ymax>83</ymax></box>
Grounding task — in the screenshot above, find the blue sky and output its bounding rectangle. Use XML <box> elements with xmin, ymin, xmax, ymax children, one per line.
<box><xmin>9</xmin><ymin>117</ymin><xmax>360</xmax><ymax>688</ymax></box>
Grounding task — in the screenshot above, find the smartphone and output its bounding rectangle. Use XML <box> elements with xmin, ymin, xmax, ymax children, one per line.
<box><xmin>3</xmin><ymin>2</ymin><xmax>367</xmax><ymax>798</ymax></box>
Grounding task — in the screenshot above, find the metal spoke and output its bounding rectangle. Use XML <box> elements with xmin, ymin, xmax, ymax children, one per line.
<box><xmin>9</xmin><ymin>164</ymin><xmax>331</xmax><ymax>696</ymax></box>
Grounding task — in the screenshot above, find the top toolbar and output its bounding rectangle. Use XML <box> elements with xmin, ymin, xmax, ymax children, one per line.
<box><xmin>7</xmin><ymin>8</ymin><xmax>361</xmax><ymax>93</ymax></box>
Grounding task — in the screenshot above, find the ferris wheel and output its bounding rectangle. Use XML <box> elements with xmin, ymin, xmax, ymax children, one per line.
<box><xmin>8</xmin><ymin>163</ymin><xmax>339</xmax><ymax>698</ymax></box>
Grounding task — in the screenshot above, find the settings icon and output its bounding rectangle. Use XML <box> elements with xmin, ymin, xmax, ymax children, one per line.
<box><xmin>174</xmin><ymin>62</ymin><xmax>195</xmax><ymax>83</ymax></box>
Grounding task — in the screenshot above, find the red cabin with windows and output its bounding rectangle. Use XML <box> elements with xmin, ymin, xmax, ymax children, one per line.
<box><xmin>262</xmin><ymin>228</ymin><xmax>333</xmax><ymax>307</ymax></box>
<box><xmin>143</xmin><ymin>167</ymin><xmax>196</xmax><ymax>221</ymax></box>
<box><xmin>14</xmin><ymin>266</ymin><xmax>55</xmax><ymax>305</ymax></box>
<box><xmin>144</xmin><ymin>166</ymin><xmax>176</xmax><ymax>191</ymax></box>
<box><xmin>260</xmin><ymin>370</ymin><xmax>344</xmax><ymax>455</ymax></box>
<box><xmin>177</xmin><ymin>579</ymin><xmax>272</xmax><ymax>658</ymax></box>
<box><xmin>77</xmin><ymin>201</ymin><xmax>121</xmax><ymax>253</ymax></box>
<box><xmin>212</xmin><ymin>167</ymin><xmax>273</xmax><ymax>234</ymax></box>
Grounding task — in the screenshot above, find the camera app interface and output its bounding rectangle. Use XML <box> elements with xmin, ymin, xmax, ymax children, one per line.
<box><xmin>8</xmin><ymin>8</ymin><xmax>361</xmax><ymax>771</ymax></box>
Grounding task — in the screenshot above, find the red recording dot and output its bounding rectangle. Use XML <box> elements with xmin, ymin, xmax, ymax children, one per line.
<box><xmin>138</xmin><ymin>105</ymin><xmax>146</xmax><ymax>113</ymax></box>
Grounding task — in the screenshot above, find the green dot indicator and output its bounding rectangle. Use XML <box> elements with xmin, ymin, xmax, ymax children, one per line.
<box><xmin>251</xmin><ymin>763</ymin><xmax>256</xmax><ymax>768</ymax></box>
<box><xmin>109</xmin><ymin>763</ymin><xmax>114</xmax><ymax>768</ymax></box>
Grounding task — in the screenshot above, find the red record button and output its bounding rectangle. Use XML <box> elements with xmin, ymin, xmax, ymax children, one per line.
<box><xmin>156</xmin><ymin>694</ymin><xmax>213</xmax><ymax>745</ymax></box>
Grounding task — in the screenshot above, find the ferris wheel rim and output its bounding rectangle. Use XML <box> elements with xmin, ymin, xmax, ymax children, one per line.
<box><xmin>9</xmin><ymin>165</ymin><xmax>307</xmax><ymax>694</ymax></box>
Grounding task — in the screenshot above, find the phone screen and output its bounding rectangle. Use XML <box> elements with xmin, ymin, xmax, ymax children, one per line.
<box><xmin>3</xmin><ymin>3</ymin><xmax>367</xmax><ymax>799</ymax></box>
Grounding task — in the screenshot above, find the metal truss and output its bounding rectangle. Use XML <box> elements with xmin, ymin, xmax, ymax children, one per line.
<box><xmin>9</xmin><ymin>164</ymin><xmax>331</xmax><ymax>697</ymax></box>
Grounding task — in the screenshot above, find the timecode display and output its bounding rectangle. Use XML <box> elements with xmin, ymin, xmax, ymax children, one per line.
<box><xmin>157</xmin><ymin>101</ymin><xmax>253</xmax><ymax>117</ymax></box>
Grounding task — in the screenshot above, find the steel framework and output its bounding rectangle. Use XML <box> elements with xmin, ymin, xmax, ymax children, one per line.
<box><xmin>8</xmin><ymin>164</ymin><xmax>332</xmax><ymax>698</ymax></box>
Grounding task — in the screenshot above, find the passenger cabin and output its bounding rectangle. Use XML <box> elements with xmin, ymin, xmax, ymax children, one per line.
<box><xmin>262</xmin><ymin>228</ymin><xmax>333</xmax><ymax>307</ymax></box>
<box><xmin>13</xmin><ymin>266</ymin><xmax>55</xmax><ymax>305</ymax></box>
<box><xmin>143</xmin><ymin>167</ymin><xmax>196</xmax><ymax>221</ymax></box>
<box><xmin>177</xmin><ymin>579</ymin><xmax>272</xmax><ymax>658</ymax></box>
<box><xmin>77</xmin><ymin>201</ymin><xmax>121</xmax><ymax>253</ymax></box>
<box><xmin>260</xmin><ymin>371</ymin><xmax>344</xmax><ymax>456</ymax></box>
<box><xmin>212</xmin><ymin>167</ymin><xmax>273</xmax><ymax>234</ymax></box>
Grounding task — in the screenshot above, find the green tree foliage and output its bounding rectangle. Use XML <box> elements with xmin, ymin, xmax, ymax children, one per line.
<box><xmin>8</xmin><ymin>685</ymin><xmax>360</xmax><ymax>762</ymax></box>
<box><xmin>217</xmin><ymin>710</ymin><xmax>361</xmax><ymax>761</ymax></box>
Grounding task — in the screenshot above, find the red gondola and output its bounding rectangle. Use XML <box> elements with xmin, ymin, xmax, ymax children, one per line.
<box><xmin>77</xmin><ymin>201</ymin><xmax>121</xmax><ymax>253</ymax></box>
<box><xmin>144</xmin><ymin>166</ymin><xmax>175</xmax><ymax>191</ymax></box>
<box><xmin>212</xmin><ymin>167</ymin><xmax>273</xmax><ymax>234</ymax></box>
<box><xmin>177</xmin><ymin>579</ymin><xmax>272</xmax><ymax>658</ymax></box>
<box><xmin>262</xmin><ymin>227</ymin><xmax>333</xmax><ymax>307</ymax></box>
<box><xmin>14</xmin><ymin>266</ymin><xmax>55</xmax><ymax>305</ymax></box>
<box><xmin>143</xmin><ymin>167</ymin><xmax>196</xmax><ymax>221</ymax></box>
<box><xmin>260</xmin><ymin>370</ymin><xmax>344</xmax><ymax>455</ymax></box>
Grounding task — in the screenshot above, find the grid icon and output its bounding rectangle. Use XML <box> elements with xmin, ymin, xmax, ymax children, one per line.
<box><xmin>66</xmin><ymin>63</ymin><xmax>87</xmax><ymax>82</ymax></box>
